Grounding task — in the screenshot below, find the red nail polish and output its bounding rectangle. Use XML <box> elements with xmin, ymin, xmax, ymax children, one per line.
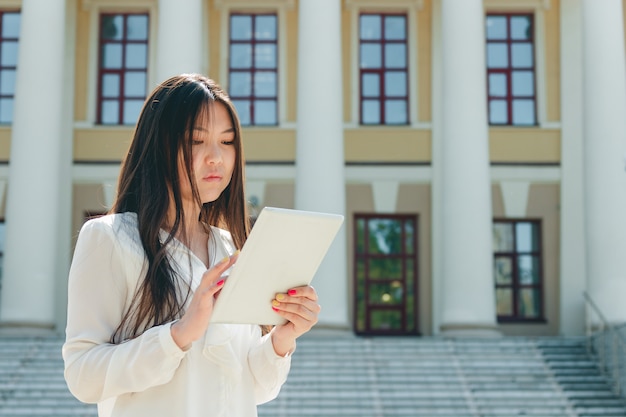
<box><xmin>216</xmin><ymin>279</ymin><xmax>225</xmax><ymax>286</ymax></box>
<box><xmin>288</xmin><ymin>289</ymin><xmax>297</xmax><ymax>296</ymax></box>
<box><xmin>272</xmin><ymin>306</ymin><xmax>279</xmax><ymax>311</ymax></box>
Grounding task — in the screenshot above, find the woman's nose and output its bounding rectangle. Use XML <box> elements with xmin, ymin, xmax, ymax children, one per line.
<box><xmin>205</xmin><ymin>142</ymin><xmax>222</xmax><ymax>164</ymax></box>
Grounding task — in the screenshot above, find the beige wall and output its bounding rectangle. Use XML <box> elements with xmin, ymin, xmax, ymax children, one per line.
<box><xmin>492</xmin><ymin>182</ymin><xmax>560</xmax><ymax>336</ymax></box>
<box><xmin>490</xmin><ymin>128</ymin><xmax>560</xmax><ymax>163</ymax></box>
<box><xmin>544</xmin><ymin>0</ymin><xmax>561</xmax><ymax>122</ymax></box>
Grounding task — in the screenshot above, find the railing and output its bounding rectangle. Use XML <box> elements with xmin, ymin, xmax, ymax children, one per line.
<box><xmin>583</xmin><ymin>291</ymin><xmax>626</xmax><ymax>399</ymax></box>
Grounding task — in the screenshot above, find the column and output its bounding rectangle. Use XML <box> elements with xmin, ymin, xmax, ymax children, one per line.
<box><xmin>582</xmin><ymin>0</ymin><xmax>626</xmax><ymax>323</ymax></box>
<box><xmin>1</xmin><ymin>0</ymin><xmax>69</xmax><ymax>327</ymax></box>
<box><xmin>559</xmin><ymin>0</ymin><xmax>586</xmax><ymax>335</ymax></box>
<box><xmin>439</xmin><ymin>0</ymin><xmax>497</xmax><ymax>334</ymax></box>
<box><xmin>295</xmin><ymin>0</ymin><xmax>348</xmax><ymax>327</ymax></box>
<box><xmin>156</xmin><ymin>0</ymin><xmax>204</xmax><ymax>82</ymax></box>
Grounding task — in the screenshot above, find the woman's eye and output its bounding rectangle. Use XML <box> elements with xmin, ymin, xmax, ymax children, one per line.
<box><xmin>192</xmin><ymin>140</ymin><xmax>203</xmax><ymax>145</ymax></box>
<box><xmin>222</xmin><ymin>139</ymin><xmax>235</xmax><ymax>145</ymax></box>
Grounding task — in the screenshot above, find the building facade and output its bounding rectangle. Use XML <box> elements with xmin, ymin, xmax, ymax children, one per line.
<box><xmin>0</xmin><ymin>0</ymin><xmax>624</xmax><ymax>337</ymax></box>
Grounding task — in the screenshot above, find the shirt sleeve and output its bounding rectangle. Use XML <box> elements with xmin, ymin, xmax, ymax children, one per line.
<box><xmin>62</xmin><ymin>219</ymin><xmax>187</xmax><ymax>404</ymax></box>
<box><xmin>246</xmin><ymin>326</ymin><xmax>293</xmax><ymax>405</ymax></box>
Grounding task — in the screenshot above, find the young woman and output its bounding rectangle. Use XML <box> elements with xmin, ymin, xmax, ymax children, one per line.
<box><xmin>62</xmin><ymin>74</ymin><xmax>320</xmax><ymax>417</ymax></box>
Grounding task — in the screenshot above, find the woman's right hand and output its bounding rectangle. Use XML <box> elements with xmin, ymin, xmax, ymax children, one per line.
<box><xmin>170</xmin><ymin>253</ymin><xmax>238</xmax><ymax>350</ymax></box>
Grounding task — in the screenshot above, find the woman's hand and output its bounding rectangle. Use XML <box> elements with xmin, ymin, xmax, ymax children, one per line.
<box><xmin>270</xmin><ymin>285</ymin><xmax>320</xmax><ymax>356</ymax></box>
<box><xmin>170</xmin><ymin>253</ymin><xmax>238</xmax><ymax>350</ymax></box>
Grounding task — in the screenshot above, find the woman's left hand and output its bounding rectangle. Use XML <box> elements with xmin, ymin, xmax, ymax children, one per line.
<box><xmin>270</xmin><ymin>285</ymin><xmax>320</xmax><ymax>356</ymax></box>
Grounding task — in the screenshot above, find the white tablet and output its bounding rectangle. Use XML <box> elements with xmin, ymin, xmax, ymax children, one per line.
<box><xmin>210</xmin><ymin>207</ymin><xmax>344</xmax><ymax>325</ymax></box>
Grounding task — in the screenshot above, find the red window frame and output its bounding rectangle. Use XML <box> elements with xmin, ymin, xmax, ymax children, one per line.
<box><xmin>486</xmin><ymin>13</ymin><xmax>537</xmax><ymax>126</ymax></box>
<box><xmin>493</xmin><ymin>219</ymin><xmax>544</xmax><ymax>322</ymax></box>
<box><xmin>359</xmin><ymin>13</ymin><xmax>409</xmax><ymax>125</ymax></box>
<box><xmin>228</xmin><ymin>13</ymin><xmax>278</xmax><ymax>126</ymax></box>
<box><xmin>96</xmin><ymin>13</ymin><xmax>149</xmax><ymax>125</ymax></box>
<box><xmin>0</xmin><ymin>10</ymin><xmax>20</xmax><ymax>124</ymax></box>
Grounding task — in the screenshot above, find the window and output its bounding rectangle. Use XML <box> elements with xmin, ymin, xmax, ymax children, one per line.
<box><xmin>354</xmin><ymin>214</ymin><xmax>418</xmax><ymax>335</ymax></box>
<box><xmin>359</xmin><ymin>13</ymin><xmax>408</xmax><ymax>125</ymax></box>
<box><xmin>0</xmin><ymin>11</ymin><xmax>20</xmax><ymax>124</ymax></box>
<box><xmin>493</xmin><ymin>220</ymin><xmax>543</xmax><ymax>321</ymax></box>
<box><xmin>97</xmin><ymin>13</ymin><xmax>149</xmax><ymax>125</ymax></box>
<box><xmin>228</xmin><ymin>13</ymin><xmax>278</xmax><ymax>126</ymax></box>
<box><xmin>486</xmin><ymin>14</ymin><xmax>536</xmax><ymax>126</ymax></box>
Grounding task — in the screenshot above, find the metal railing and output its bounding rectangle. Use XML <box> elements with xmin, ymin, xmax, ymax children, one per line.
<box><xmin>583</xmin><ymin>291</ymin><xmax>626</xmax><ymax>399</ymax></box>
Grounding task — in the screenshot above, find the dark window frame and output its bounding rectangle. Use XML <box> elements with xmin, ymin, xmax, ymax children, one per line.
<box><xmin>228</xmin><ymin>12</ymin><xmax>279</xmax><ymax>126</ymax></box>
<box><xmin>0</xmin><ymin>10</ymin><xmax>20</xmax><ymax>124</ymax></box>
<box><xmin>486</xmin><ymin>13</ymin><xmax>537</xmax><ymax>126</ymax></box>
<box><xmin>353</xmin><ymin>213</ymin><xmax>419</xmax><ymax>336</ymax></box>
<box><xmin>359</xmin><ymin>12</ymin><xmax>409</xmax><ymax>126</ymax></box>
<box><xmin>493</xmin><ymin>218</ymin><xmax>545</xmax><ymax>323</ymax></box>
<box><xmin>96</xmin><ymin>12</ymin><xmax>149</xmax><ymax>125</ymax></box>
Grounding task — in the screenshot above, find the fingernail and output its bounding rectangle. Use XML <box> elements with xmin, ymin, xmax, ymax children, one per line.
<box><xmin>276</xmin><ymin>293</ymin><xmax>285</xmax><ymax>301</ymax></box>
<box><xmin>216</xmin><ymin>279</ymin><xmax>225</xmax><ymax>286</ymax></box>
<box><xmin>221</xmin><ymin>256</ymin><xmax>229</xmax><ymax>263</ymax></box>
<box><xmin>288</xmin><ymin>289</ymin><xmax>297</xmax><ymax>296</ymax></box>
<box><xmin>233</xmin><ymin>250</ymin><xmax>240</xmax><ymax>256</ymax></box>
<box><xmin>272</xmin><ymin>306</ymin><xmax>279</xmax><ymax>312</ymax></box>
<box><xmin>271</xmin><ymin>299</ymin><xmax>280</xmax><ymax>307</ymax></box>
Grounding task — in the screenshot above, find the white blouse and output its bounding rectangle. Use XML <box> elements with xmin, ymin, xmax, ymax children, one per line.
<box><xmin>62</xmin><ymin>212</ymin><xmax>291</xmax><ymax>417</ymax></box>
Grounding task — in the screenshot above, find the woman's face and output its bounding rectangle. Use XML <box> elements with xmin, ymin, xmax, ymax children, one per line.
<box><xmin>178</xmin><ymin>101</ymin><xmax>237</xmax><ymax>208</ymax></box>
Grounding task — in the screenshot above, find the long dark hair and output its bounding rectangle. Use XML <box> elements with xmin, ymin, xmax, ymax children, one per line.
<box><xmin>109</xmin><ymin>74</ymin><xmax>252</xmax><ymax>342</ymax></box>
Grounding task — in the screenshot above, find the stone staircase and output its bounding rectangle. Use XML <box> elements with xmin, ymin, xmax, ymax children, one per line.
<box><xmin>0</xmin><ymin>331</ymin><xmax>622</xmax><ymax>416</ymax></box>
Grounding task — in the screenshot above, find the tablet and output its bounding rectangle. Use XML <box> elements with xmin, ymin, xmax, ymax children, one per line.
<box><xmin>210</xmin><ymin>207</ymin><xmax>344</xmax><ymax>325</ymax></box>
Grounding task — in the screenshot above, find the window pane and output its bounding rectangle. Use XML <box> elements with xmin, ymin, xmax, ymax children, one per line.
<box><xmin>125</xmin><ymin>44</ymin><xmax>147</xmax><ymax>69</ymax></box>
<box><xmin>496</xmin><ymin>288</ymin><xmax>513</xmax><ymax>316</ymax></box>
<box><xmin>519</xmin><ymin>288</ymin><xmax>540</xmax><ymax>318</ymax></box>
<box><xmin>518</xmin><ymin>255</ymin><xmax>540</xmax><ymax>285</ymax></box>
<box><xmin>368</xmin><ymin>219</ymin><xmax>402</xmax><ymax>254</ymax></box>
<box><xmin>126</xmin><ymin>15</ymin><xmax>148</xmax><ymax>40</ymax></box>
<box><xmin>511</xmin><ymin>16</ymin><xmax>532</xmax><ymax>40</ymax></box>
<box><xmin>124</xmin><ymin>72</ymin><xmax>146</xmax><ymax>97</ymax></box>
<box><xmin>101</xmin><ymin>100</ymin><xmax>119</xmax><ymax>124</ymax></box>
<box><xmin>385</xmin><ymin>16</ymin><xmax>406</xmax><ymax>40</ymax></box>
<box><xmin>254</xmin><ymin>71</ymin><xmax>276</xmax><ymax>98</ymax></box>
<box><xmin>487</xmin><ymin>44</ymin><xmax>508</xmax><ymax>68</ymax></box>
<box><xmin>385</xmin><ymin>100</ymin><xmax>407</xmax><ymax>124</ymax></box>
<box><xmin>102</xmin><ymin>74</ymin><xmax>120</xmax><ymax>98</ymax></box>
<box><xmin>123</xmin><ymin>99</ymin><xmax>143</xmax><ymax>124</ymax></box>
<box><xmin>516</xmin><ymin>223</ymin><xmax>539</xmax><ymax>251</ymax></box>
<box><xmin>512</xmin><ymin>71</ymin><xmax>534</xmax><ymax>96</ymax></box>
<box><xmin>486</xmin><ymin>16</ymin><xmax>507</xmax><ymax>40</ymax></box>
<box><xmin>101</xmin><ymin>15</ymin><xmax>123</xmax><ymax>40</ymax></box>
<box><xmin>489</xmin><ymin>99</ymin><xmax>508</xmax><ymax>124</ymax></box>
<box><xmin>489</xmin><ymin>73</ymin><xmax>507</xmax><ymax>97</ymax></box>
<box><xmin>254</xmin><ymin>44</ymin><xmax>276</xmax><ymax>69</ymax></box>
<box><xmin>494</xmin><ymin>256</ymin><xmax>512</xmax><ymax>285</ymax></box>
<box><xmin>0</xmin><ymin>69</ymin><xmax>15</xmax><ymax>95</ymax></box>
<box><xmin>385</xmin><ymin>71</ymin><xmax>407</xmax><ymax>97</ymax></box>
<box><xmin>230</xmin><ymin>72</ymin><xmax>251</xmax><ymax>96</ymax></box>
<box><xmin>356</xmin><ymin>259</ymin><xmax>366</xmax><ymax>331</ymax></box>
<box><xmin>102</xmin><ymin>43</ymin><xmax>122</xmax><ymax>69</ymax></box>
<box><xmin>231</xmin><ymin>15</ymin><xmax>252</xmax><ymax>40</ymax></box>
<box><xmin>362</xmin><ymin>73</ymin><xmax>380</xmax><ymax>97</ymax></box>
<box><xmin>404</xmin><ymin>220</ymin><xmax>415</xmax><ymax>255</ymax></box>
<box><xmin>356</xmin><ymin>218</ymin><xmax>366</xmax><ymax>254</ymax></box>
<box><xmin>511</xmin><ymin>43</ymin><xmax>533</xmax><ymax>68</ymax></box>
<box><xmin>232</xmin><ymin>99</ymin><xmax>250</xmax><ymax>125</ymax></box>
<box><xmin>512</xmin><ymin>99</ymin><xmax>535</xmax><ymax>125</ymax></box>
<box><xmin>360</xmin><ymin>15</ymin><xmax>381</xmax><ymax>40</ymax></box>
<box><xmin>255</xmin><ymin>15</ymin><xmax>276</xmax><ymax>40</ymax></box>
<box><xmin>367</xmin><ymin>258</ymin><xmax>403</xmax><ymax>280</ymax></box>
<box><xmin>254</xmin><ymin>100</ymin><xmax>276</xmax><ymax>125</ymax></box>
<box><xmin>362</xmin><ymin>99</ymin><xmax>380</xmax><ymax>124</ymax></box>
<box><xmin>493</xmin><ymin>223</ymin><xmax>514</xmax><ymax>251</ymax></box>
<box><xmin>0</xmin><ymin>98</ymin><xmax>12</xmax><ymax>123</ymax></box>
<box><xmin>369</xmin><ymin>282</ymin><xmax>403</xmax><ymax>305</ymax></box>
<box><xmin>2</xmin><ymin>13</ymin><xmax>20</xmax><ymax>38</ymax></box>
<box><xmin>384</xmin><ymin>44</ymin><xmax>406</xmax><ymax>68</ymax></box>
<box><xmin>1</xmin><ymin>41</ymin><xmax>18</xmax><ymax>66</ymax></box>
<box><xmin>370</xmin><ymin>309</ymin><xmax>402</xmax><ymax>331</ymax></box>
<box><xmin>360</xmin><ymin>44</ymin><xmax>381</xmax><ymax>69</ymax></box>
<box><xmin>230</xmin><ymin>44</ymin><xmax>252</xmax><ymax>69</ymax></box>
